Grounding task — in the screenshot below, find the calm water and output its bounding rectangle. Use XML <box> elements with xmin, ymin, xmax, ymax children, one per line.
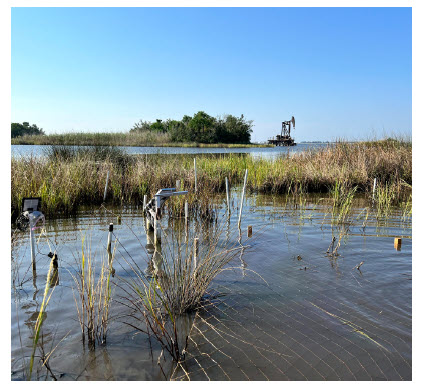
<box><xmin>11</xmin><ymin>143</ymin><xmax>330</xmax><ymax>159</ymax></box>
<box><xmin>11</xmin><ymin>193</ymin><xmax>412</xmax><ymax>380</ymax></box>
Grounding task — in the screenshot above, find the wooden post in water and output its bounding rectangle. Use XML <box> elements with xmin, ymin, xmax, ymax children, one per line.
<box><xmin>238</xmin><ymin>169</ymin><xmax>248</xmax><ymax>229</ymax></box>
<box><xmin>107</xmin><ymin>223</ymin><xmax>114</xmax><ymax>271</ymax></box>
<box><xmin>225</xmin><ymin>176</ymin><xmax>230</xmax><ymax>216</ymax></box>
<box><xmin>193</xmin><ymin>237</ymin><xmax>199</xmax><ymax>269</ymax></box>
<box><xmin>247</xmin><ymin>225</ymin><xmax>252</xmax><ymax>238</ymax></box>
<box><xmin>176</xmin><ymin>180</ymin><xmax>181</xmax><ymax>191</ymax></box>
<box><xmin>103</xmin><ymin>171</ymin><xmax>110</xmax><ymax>202</ymax></box>
<box><xmin>194</xmin><ymin>158</ymin><xmax>197</xmax><ymax>193</ymax></box>
<box><xmin>394</xmin><ymin>237</ymin><xmax>402</xmax><ymax>250</ymax></box>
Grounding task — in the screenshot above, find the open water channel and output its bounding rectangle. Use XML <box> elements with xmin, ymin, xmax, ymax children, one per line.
<box><xmin>11</xmin><ymin>143</ymin><xmax>329</xmax><ymax>159</ymax></box>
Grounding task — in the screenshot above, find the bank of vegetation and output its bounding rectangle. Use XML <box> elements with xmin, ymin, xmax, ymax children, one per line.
<box><xmin>11</xmin><ymin>139</ymin><xmax>411</xmax><ymax>219</ymax></box>
<box><xmin>11</xmin><ymin>111</ymin><xmax>255</xmax><ymax>146</ymax></box>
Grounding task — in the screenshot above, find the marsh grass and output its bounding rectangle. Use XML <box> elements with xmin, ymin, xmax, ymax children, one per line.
<box><xmin>373</xmin><ymin>179</ymin><xmax>412</xmax><ymax>219</ymax></box>
<box><xmin>11</xmin><ymin>131</ymin><xmax>271</xmax><ymax>148</ymax></box>
<box><xmin>71</xmin><ymin>234</ymin><xmax>116</xmax><ymax>348</ymax></box>
<box><xmin>12</xmin><ymin>131</ymin><xmax>172</xmax><ymax>147</ymax></box>
<box><xmin>43</xmin><ymin>144</ymin><xmax>132</xmax><ymax>166</ymax></box>
<box><xmin>11</xmin><ymin>140</ymin><xmax>411</xmax><ymax>217</ymax></box>
<box><xmin>329</xmin><ymin>180</ymin><xmax>358</xmax><ymax>224</ymax></box>
<box><xmin>119</xmin><ymin>218</ymin><xmax>250</xmax><ymax>363</ymax></box>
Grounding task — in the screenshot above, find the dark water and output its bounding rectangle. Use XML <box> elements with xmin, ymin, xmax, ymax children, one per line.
<box><xmin>11</xmin><ymin>193</ymin><xmax>412</xmax><ymax>380</ymax></box>
<box><xmin>11</xmin><ymin>143</ymin><xmax>329</xmax><ymax>159</ymax></box>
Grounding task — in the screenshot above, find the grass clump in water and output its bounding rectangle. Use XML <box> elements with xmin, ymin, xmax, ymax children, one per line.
<box><xmin>71</xmin><ymin>234</ymin><xmax>116</xmax><ymax>349</ymax></box>
<box><xmin>121</xmin><ymin>219</ymin><xmax>248</xmax><ymax>364</ymax></box>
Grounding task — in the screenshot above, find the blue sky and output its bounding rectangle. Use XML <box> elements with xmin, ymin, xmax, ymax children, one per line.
<box><xmin>11</xmin><ymin>7</ymin><xmax>412</xmax><ymax>142</ymax></box>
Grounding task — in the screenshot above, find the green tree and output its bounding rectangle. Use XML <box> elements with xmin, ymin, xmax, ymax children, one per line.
<box><xmin>150</xmin><ymin>119</ymin><xmax>166</xmax><ymax>133</ymax></box>
<box><xmin>130</xmin><ymin>111</ymin><xmax>253</xmax><ymax>144</ymax></box>
<box><xmin>11</xmin><ymin>122</ymin><xmax>45</xmax><ymax>138</ymax></box>
<box><xmin>130</xmin><ymin>120</ymin><xmax>151</xmax><ymax>132</ymax></box>
<box><xmin>188</xmin><ymin>111</ymin><xmax>216</xmax><ymax>143</ymax></box>
<box><xmin>223</xmin><ymin>114</ymin><xmax>253</xmax><ymax>144</ymax></box>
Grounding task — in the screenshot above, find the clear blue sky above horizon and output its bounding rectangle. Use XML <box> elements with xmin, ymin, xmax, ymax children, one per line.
<box><xmin>11</xmin><ymin>7</ymin><xmax>412</xmax><ymax>142</ymax></box>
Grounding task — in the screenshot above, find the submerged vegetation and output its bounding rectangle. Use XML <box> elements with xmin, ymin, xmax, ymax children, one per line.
<box><xmin>11</xmin><ymin>139</ymin><xmax>411</xmax><ymax>219</ymax></box>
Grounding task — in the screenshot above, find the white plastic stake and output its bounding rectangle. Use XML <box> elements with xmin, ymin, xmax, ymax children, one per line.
<box><xmin>194</xmin><ymin>158</ymin><xmax>197</xmax><ymax>193</ymax></box>
<box><xmin>103</xmin><ymin>171</ymin><xmax>110</xmax><ymax>202</ymax></box>
<box><xmin>372</xmin><ymin>178</ymin><xmax>377</xmax><ymax>201</ymax></box>
<box><xmin>225</xmin><ymin>176</ymin><xmax>230</xmax><ymax>216</ymax></box>
<box><xmin>193</xmin><ymin>237</ymin><xmax>199</xmax><ymax>269</ymax></box>
<box><xmin>154</xmin><ymin>217</ymin><xmax>161</xmax><ymax>244</ymax></box>
<box><xmin>185</xmin><ymin>200</ymin><xmax>189</xmax><ymax>221</ymax></box>
<box><xmin>29</xmin><ymin>215</ymin><xmax>36</xmax><ymax>271</ymax></box>
<box><xmin>107</xmin><ymin>223</ymin><xmax>113</xmax><ymax>253</ymax></box>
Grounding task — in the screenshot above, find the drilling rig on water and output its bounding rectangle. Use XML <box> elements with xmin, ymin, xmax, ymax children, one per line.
<box><xmin>268</xmin><ymin>116</ymin><xmax>296</xmax><ymax>146</ymax></box>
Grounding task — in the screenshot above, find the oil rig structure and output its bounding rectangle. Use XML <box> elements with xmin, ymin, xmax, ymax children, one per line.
<box><xmin>268</xmin><ymin>116</ymin><xmax>296</xmax><ymax>146</ymax></box>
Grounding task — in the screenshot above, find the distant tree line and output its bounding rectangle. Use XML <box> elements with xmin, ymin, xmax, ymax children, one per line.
<box><xmin>130</xmin><ymin>111</ymin><xmax>253</xmax><ymax>144</ymax></box>
<box><xmin>11</xmin><ymin>122</ymin><xmax>45</xmax><ymax>138</ymax></box>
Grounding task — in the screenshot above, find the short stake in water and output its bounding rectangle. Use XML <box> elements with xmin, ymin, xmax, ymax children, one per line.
<box><xmin>238</xmin><ymin>169</ymin><xmax>248</xmax><ymax>229</ymax></box>
<box><xmin>176</xmin><ymin>180</ymin><xmax>181</xmax><ymax>192</ymax></box>
<box><xmin>394</xmin><ymin>237</ymin><xmax>402</xmax><ymax>250</ymax></box>
<box><xmin>372</xmin><ymin>177</ymin><xmax>377</xmax><ymax>202</ymax></box>
<box><xmin>49</xmin><ymin>253</ymin><xmax>59</xmax><ymax>287</ymax></box>
<box><xmin>107</xmin><ymin>223</ymin><xmax>114</xmax><ymax>274</ymax></box>
<box><xmin>247</xmin><ymin>225</ymin><xmax>252</xmax><ymax>238</ymax></box>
